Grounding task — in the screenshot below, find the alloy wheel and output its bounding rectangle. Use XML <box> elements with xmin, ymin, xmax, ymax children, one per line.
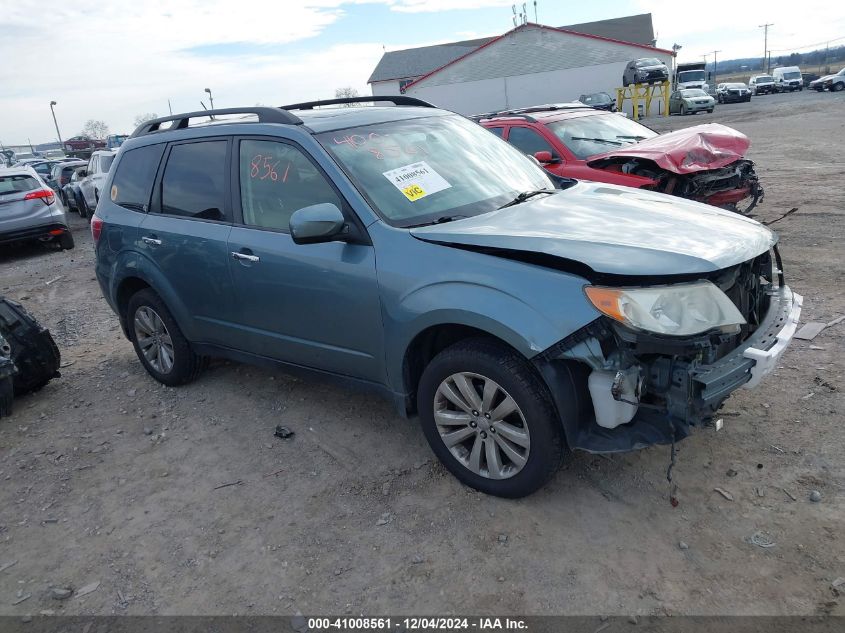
<box><xmin>134</xmin><ymin>306</ymin><xmax>175</xmax><ymax>374</ymax></box>
<box><xmin>433</xmin><ymin>372</ymin><xmax>530</xmax><ymax>480</ymax></box>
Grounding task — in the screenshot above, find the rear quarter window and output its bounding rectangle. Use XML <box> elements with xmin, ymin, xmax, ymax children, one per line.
<box><xmin>110</xmin><ymin>144</ymin><xmax>165</xmax><ymax>211</ymax></box>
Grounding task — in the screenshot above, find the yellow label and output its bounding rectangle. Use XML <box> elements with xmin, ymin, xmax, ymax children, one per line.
<box><xmin>401</xmin><ymin>184</ymin><xmax>426</xmax><ymax>201</ymax></box>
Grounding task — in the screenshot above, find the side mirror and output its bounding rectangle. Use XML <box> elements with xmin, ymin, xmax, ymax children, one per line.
<box><xmin>534</xmin><ymin>150</ymin><xmax>560</xmax><ymax>165</ymax></box>
<box><xmin>290</xmin><ymin>203</ymin><xmax>347</xmax><ymax>245</ymax></box>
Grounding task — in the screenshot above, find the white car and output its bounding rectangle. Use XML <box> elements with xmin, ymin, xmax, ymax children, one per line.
<box><xmin>78</xmin><ymin>149</ymin><xmax>116</xmax><ymax>213</ymax></box>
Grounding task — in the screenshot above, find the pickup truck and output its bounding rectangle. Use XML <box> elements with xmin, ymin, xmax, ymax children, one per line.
<box><xmin>63</xmin><ymin>136</ymin><xmax>106</xmax><ymax>154</ymax></box>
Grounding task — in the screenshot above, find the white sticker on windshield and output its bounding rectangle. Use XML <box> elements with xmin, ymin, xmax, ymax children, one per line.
<box><xmin>382</xmin><ymin>161</ymin><xmax>451</xmax><ymax>202</ymax></box>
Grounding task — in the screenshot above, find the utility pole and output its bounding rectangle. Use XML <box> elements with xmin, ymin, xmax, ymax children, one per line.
<box><xmin>710</xmin><ymin>50</ymin><xmax>721</xmax><ymax>86</ymax></box>
<box><xmin>767</xmin><ymin>51</ymin><xmax>772</xmax><ymax>74</ymax></box>
<box><xmin>759</xmin><ymin>23</ymin><xmax>773</xmax><ymax>71</ymax></box>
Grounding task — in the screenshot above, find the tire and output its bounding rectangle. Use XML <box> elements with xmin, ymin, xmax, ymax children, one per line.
<box><xmin>680</xmin><ymin>104</ymin><xmax>687</xmax><ymax>115</ymax></box>
<box><xmin>127</xmin><ymin>289</ymin><xmax>205</xmax><ymax>386</ymax></box>
<box><xmin>58</xmin><ymin>231</ymin><xmax>74</xmax><ymax>250</ymax></box>
<box><xmin>417</xmin><ymin>338</ymin><xmax>565</xmax><ymax>498</ymax></box>
<box><xmin>717</xmin><ymin>95</ymin><xmax>723</xmax><ymax>103</ymax></box>
<box><xmin>76</xmin><ymin>192</ymin><xmax>88</xmax><ymax>218</ymax></box>
<box><xmin>707</xmin><ymin>108</ymin><xmax>714</xmax><ymax>113</ymax></box>
<box><xmin>833</xmin><ymin>82</ymin><xmax>844</xmax><ymax>92</ymax></box>
<box><xmin>0</xmin><ymin>375</ymin><xmax>12</xmax><ymax>419</ymax></box>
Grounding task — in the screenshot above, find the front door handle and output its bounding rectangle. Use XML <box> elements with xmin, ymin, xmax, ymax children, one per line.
<box><xmin>231</xmin><ymin>251</ymin><xmax>260</xmax><ymax>262</ymax></box>
<box><xmin>142</xmin><ymin>236</ymin><xmax>162</xmax><ymax>246</ymax></box>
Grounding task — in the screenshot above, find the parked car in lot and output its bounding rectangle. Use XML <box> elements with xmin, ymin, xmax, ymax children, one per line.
<box><xmin>62</xmin><ymin>167</ymin><xmax>88</xmax><ymax>216</ymax></box>
<box><xmin>49</xmin><ymin>160</ymin><xmax>87</xmax><ymax>205</ymax></box>
<box><xmin>78</xmin><ymin>150</ymin><xmax>116</xmax><ymax>214</ymax></box>
<box><xmin>772</xmin><ymin>66</ymin><xmax>803</xmax><ymax>92</ymax></box>
<box><xmin>476</xmin><ymin>104</ymin><xmax>762</xmax><ymax>213</ymax></box>
<box><xmin>669</xmin><ymin>88</ymin><xmax>716</xmax><ymax>114</ymax></box>
<box><xmin>0</xmin><ymin>167</ymin><xmax>74</xmax><ymax>250</ymax></box>
<box><xmin>809</xmin><ymin>67</ymin><xmax>845</xmax><ymax>91</ymax></box>
<box><xmin>749</xmin><ymin>75</ymin><xmax>776</xmax><ymax>95</ymax></box>
<box><xmin>802</xmin><ymin>72</ymin><xmax>820</xmax><ymax>88</ymax></box>
<box><xmin>622</xmin><ymin>58</ymin><xmax>669</xmax><ymax>86</ymax></box>
<box><xmin>63</xmin><ymin>135</ymin><xmax>106</xmax><ymax>154</ymax></box>
<box><xmin>92</xmin><ymin>99</ymin><xmax>801</xmax><ymax>497</ymax></box>
<box><xmin>577</xmin><ymin>92</ymin><xmax>617</xmax><ymax>111</ymax></box>
<box><xmin>716</xmin><ymin>82</ymin><xmax>752</xmax><ymax>103</ymax></box>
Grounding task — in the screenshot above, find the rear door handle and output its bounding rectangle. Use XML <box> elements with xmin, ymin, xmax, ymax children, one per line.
<box><xmin>231</xmin><ymin>251</ymin><xmax>259</xmax><ymax>262</ymax></box>
<box><xmin>142</xmin><ymin>236</ymin><xmax>162</xmax><ymax>246</ymax></box>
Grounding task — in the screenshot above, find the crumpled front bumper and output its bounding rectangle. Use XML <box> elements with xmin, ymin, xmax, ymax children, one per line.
<box><xmin>692</xmin><ymin>286</ymin><xmax>802</xmax><ymax>405</ymax></box>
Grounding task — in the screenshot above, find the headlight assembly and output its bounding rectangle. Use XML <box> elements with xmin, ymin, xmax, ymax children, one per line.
<box><xmin>584</xmin><ymin>281</ymin><xmax>746</xmax><ymax>336</ymax></box>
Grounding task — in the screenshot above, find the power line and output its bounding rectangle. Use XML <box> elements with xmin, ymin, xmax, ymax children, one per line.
<box><xmin>767</xmin><ymin>34</ymin><xmax>845</xmax><ymax>53</ymax></box>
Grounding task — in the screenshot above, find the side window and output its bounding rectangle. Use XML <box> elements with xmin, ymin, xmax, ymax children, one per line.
<box><xmin>486</xmin><ymin>127</ymin><xmax>504</xmax><ymax>138</ymax></box>
<box><xmin>87</xmin><ymin>157</ymin><xmax>97</xmax><ymax>174</ymax></box>
<box><xmin>238</xmin><ymin>139</ymin><xmax>343</xmax><ymax>232</ymax></box>
<box><xmin>159</xmin><ymin>141</ymin><xmax>229</xmax><ymax>222</ymax></box>
<box><xmin>110</xmin><ymin>144</ymin><xmax>165</xmax><ymax>211</ymax></box>
<box><xmin>99</xmin><ymin>154</ymin><xmax>115</xmax><ymax>174</ymax></box>
<box><xmin>507</xmin><ymin>127</ymin><xmax>554</xmax><ymax>157</ymax></box>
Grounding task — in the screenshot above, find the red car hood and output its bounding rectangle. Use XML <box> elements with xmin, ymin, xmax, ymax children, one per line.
<box><xmin>587</xmin><ymin>123</ymin><xmax>750</xmax><ymax>174</ymax></box>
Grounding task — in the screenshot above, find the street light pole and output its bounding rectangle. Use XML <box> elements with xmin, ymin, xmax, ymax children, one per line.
<box><xmin>759</xmin><ymin>23</ymin><xmax>773</xmax><ymax>72</ymax></box>
<box><xmin>49</xmin><ymin>101</ymin><xmax>63</xmax><ymax>147</ymax></box>
<box><xmin>204</xmin><ymin>88</ymin><xmax>215</xmax><ymax>111</ymax></box>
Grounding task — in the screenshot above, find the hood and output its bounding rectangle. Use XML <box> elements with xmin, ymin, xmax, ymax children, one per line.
<box><xmin>587</xmin><ymin>123</ymin><xmax>749</xmax><ymax>174</ymax></box>
<box><xmin>816</xmin><ymin>74</ymin><xmax>837</xmax><ymax>82</ymax></box>
<box><xmin>410</xmin><ymin>181</ymin><xmax>775</xmax><ymax>278</ymax></box>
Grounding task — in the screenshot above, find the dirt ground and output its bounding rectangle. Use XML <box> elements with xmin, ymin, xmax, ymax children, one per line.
<box><xmin>0</xmin><ymin>91</ymin><xmax>843</xmax><ymax>618</ymax></box>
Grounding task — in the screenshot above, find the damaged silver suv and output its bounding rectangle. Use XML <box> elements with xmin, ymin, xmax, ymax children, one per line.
<box><xmin>93</xmin><ymin>98</ymin><xmax>802</xmax><ymax>498</ymax></box>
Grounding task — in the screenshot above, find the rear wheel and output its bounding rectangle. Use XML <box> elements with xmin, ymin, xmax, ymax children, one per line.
<box><xmin>417</xmin><ymin>338</ymin><xmax>565</xmax><ymax>498</ymax></box>
<box><xmin>127</xmin><ymin>289</ymin><xmax>205</xmax><ymax>386</ymax></box>
<box><xmin>58</xmin><ymin>231</ymin><xmax>74</xmax><ymax>250</ymax></box>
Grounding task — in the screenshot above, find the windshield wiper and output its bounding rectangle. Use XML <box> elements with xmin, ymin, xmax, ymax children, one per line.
<box><xmin>405</xmin><ymin>214</ymin><xmax>467</xmax><ymax>228</ymax></box>
<box><xmin>616</xmin><ymin>135</ymin><xmax>647</xmax><ymax>141</ymax></box>
<box><xmin>569</xmin><ymin>137</ymin><xmax>624</xmax><ymax>146</ymax></box>
<box><xmin>497</xmin><ymin>189</ymin><xmax>554</xmax><ymax>210</ymax></box>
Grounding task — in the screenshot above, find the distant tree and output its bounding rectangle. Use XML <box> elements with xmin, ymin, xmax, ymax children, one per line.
<box><xmin>80</xmin><ymin>119</ymin><xmax>109</xmax><ymax>139</ymax></box>
<box><xmin>133</xmin><ymin>112</ymin><xmax>159</xmax><ymax>127</ymax></box>
<box><xmin>334</xmin><ymin>87</ymin><xmax>360</xmax><ymax>106</ymax></box>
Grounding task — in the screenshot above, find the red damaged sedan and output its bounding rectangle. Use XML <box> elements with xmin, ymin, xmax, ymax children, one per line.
<box><xmin>476</xmin><ymin>105</ymin><xmax>763</xmax><ymax>214</ymax></box>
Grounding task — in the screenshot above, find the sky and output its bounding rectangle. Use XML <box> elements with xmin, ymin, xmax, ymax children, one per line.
<box><xmin>1</xmin><ymin>0</ymin><xmax>843</xmax><ymax>145</ymax></box>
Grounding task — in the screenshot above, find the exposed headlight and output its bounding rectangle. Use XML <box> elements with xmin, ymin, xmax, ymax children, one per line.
<box><xmin>584</xmin><ymin>281</ymin><xmax>746</xmax><ymax>336</ymax></box>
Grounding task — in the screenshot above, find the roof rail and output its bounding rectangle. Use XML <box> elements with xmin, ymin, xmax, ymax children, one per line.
<box><xmin>130</xmin><ymin>107</ymin><xmax>303</xmax><ymax>138</ymax></box>
<box><xmin>470</xmin><ymin>112</ymin><xmax>537</xmax><ymax>123</ymax></box>
<box><xmin>281</xmin><ymin>95</ymin><xmax>436</xmax><ymax>110</ymax></box>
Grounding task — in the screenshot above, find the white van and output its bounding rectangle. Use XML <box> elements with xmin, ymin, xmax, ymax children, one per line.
<box><xmin>772</xmin><ymin>66</ymin><xmax>803</xmax><ymax>92</ymax></box>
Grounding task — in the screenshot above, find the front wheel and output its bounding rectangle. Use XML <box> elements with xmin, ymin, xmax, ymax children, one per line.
<box><xmin>127</xmin><ymin>289</ymin><xmax>206</xmax><ymax>386</ymax></box>
<box><xmin>833</xmin><ymin>82</ymin><xmax>844</xmax><ymax>92</ymax></box>
<box><xmin>680</xmin><ymin>104</ymin><xmax>686</xmax><ymax>115</ymax></box>
<box><xmin>417</xmin><ymin>338</ymin><xmax>565</xmax><ymax>498</ymax></box>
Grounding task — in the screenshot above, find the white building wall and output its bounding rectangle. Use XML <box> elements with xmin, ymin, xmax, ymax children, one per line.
<box><xmin>371</xmin><ymin>80</ymin><xmax>402</xmax><ymax>96</ymax></box>
<box><xmin>405</xmin><ymin>25</ymin><xmax>673</xmax><ymax>116</ymax></box>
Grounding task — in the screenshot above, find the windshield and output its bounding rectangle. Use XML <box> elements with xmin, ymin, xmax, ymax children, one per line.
<box><xmin>726</xmin><ymin>83</ymin><xmax>747</xmax><ymax>89</ymax></box>
<box><xmin>636</xmin><ymin>58</ymin><xmax>661</xmax><ymax>67</ymax></box>
<box><xmin>681</xmin><ymin>89</ymin><xmax>708</xmax><ymax>98</ymax></box>
<box><xmin>317</xmin><ymin>114</ymin><xmax>552</xmax><ymax>227</ymax></box>
<box><xmin>678</xmin><ymin>70</ymin><xmax>705</xmax><ymax>82</ymax></box>
<box><xmin>755</xmin><ymin>76</ymin><xmax>773</xmax><ymax>83</ymax></box>
<box><xmin>545</xmin><ymin>113</ymin><xmax>657</xmax><ymax>159</ymax></box>
<box><xmin>782</xmin><ymin>71</ymin><xmax>801</xmax><ymax>79</ymax></box>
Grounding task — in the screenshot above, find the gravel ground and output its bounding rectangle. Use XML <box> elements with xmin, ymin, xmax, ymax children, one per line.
<box><xmin>0</xmin><ymin>90</ymin><xmax>843</xmax><ymax>617</ymax></box>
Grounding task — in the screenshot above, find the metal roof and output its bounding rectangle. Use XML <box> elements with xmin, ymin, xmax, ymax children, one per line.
<box><xmin>368</xmin><ymin>13</ymin><xmax>656</xmax><ymax>83</ymax></box>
